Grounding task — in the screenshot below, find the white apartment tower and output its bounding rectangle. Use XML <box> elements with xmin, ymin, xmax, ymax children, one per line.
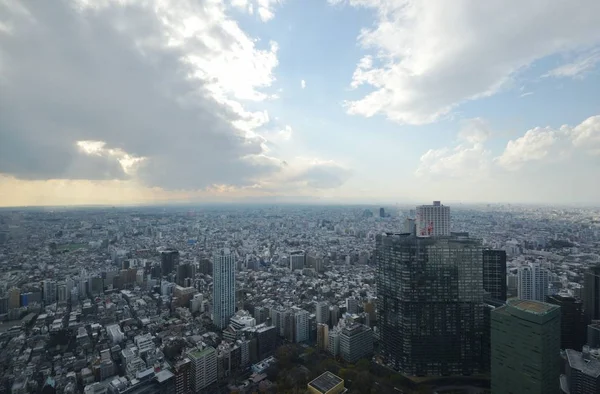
<box><xmin>415</xmin><ymin>201</ymin><xmax>451</xmax><ymax>237</ymax></box>
<box><xmin>294</xmin><ymin>309</ymin><xmax>309</xmax><ymax>343</ymax></box>
<box><xmin>212</xmin><ymin>248</ymin><xmax>236</xmax><ymax>329</ymax></box>
<box><xmin>188</xmin><ymin>346</ymin><xmax>217</xmax><ymax>391</ymax></box>
<box><xmin>518</xmin><ymin>262</ymin><xmax>549</xmax><ymax>302</ymax></box>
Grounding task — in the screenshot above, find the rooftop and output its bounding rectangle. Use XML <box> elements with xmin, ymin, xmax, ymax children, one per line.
<box><xmin>188</xmin><ymin>346</ymin><xmax>214</xmax><ymax>359</ymax></box>
<box><xmin>508</xmin><ymin>299</ymin><xmax>559</xmax><ymax>315</ymax></box>
<box><xmin>566</xmin><ymin>349</ymin><xmax>600</xmax><ymax>378</ymax></box>
<box><xmin>308</xmin><ymin>371</ymin><xmax>344</xmax><ymax>394</ymax></box>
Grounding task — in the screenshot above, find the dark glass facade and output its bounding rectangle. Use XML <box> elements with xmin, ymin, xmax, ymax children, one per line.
<box><xmin>584</xmin><ymin>265</ymin><xmax>600</xmax><ymax>322</ymax></box>
<box><xmin>482</xmin><ymin>249</ymin><xmax>507</xmax><ymax>302</ymax></box>
<box><xmin>376</xmin><ymin>233</ymin><xmax>484</xmax><ymax>376</ymax></box>
<box><xmin>546</xmin><ymin>294</ymin><xmax>587</xmax><ymax>351</ymax></box>
<box><xmin>491</xmin><ymin>299</ymin><xmax>560</xmax><ymax>394</ymax></box>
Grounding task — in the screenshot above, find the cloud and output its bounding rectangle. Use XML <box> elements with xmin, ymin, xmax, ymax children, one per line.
<box><xmin>544</xmin><ymin>49</ymin><xmax>600</xmax><ymax>79</ymax></box>
<box><xmin>230</xmin><ymin>0</ymin><xmax>282</xmax><ymax>22</ymax></box>
<box><xmin>301</xmin><ymin>79</ymin><xmax>306</xmax><ymax>89</ymax></box>
<box><xmin>414</xmin><ymin>114</ymin><xmax>600</xmax><ymax>203</ymax></box>
<box><xmin>495</xmin><ymin>127</ymin><xmax>558</xmax><ymax>170</ymax></box>
<box><xmin>0</xmin><ymin>0</ymin><xmax>298</xmax><ymax>191</ymax></box>
<box><xmin>416</xmin><ymin>119</ymin><xmax>492</xmax><ymax>179</ymax></box>
<box><xmin>332</xmin><ymin>0</ymin><xmax>600</xmax><ymax>124</ymax></box>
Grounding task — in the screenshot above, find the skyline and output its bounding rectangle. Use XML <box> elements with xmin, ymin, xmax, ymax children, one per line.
<box><xmin>1</xmin><ymin>0</ymin><xmax>600</xmax><ymax>207</ymax></box>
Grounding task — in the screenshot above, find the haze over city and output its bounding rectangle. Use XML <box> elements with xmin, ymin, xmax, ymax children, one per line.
<box><xmin>1</xmin><ymin>0</ymin><xmax>599</xmax><ymax>207</ymax></box>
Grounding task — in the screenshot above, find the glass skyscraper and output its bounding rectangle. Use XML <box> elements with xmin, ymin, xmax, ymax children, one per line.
<box><xmin>376</xmin><ymin>232</ymin><xmax>484</xmax><ymax>376</ymax></box>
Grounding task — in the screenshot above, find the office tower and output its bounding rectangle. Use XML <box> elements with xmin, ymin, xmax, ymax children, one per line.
<box><xmin>329</xmin><ymin>305</ymin><xmax>340</xmax><ymax>328</ymax></box>
<box><xmin>415</xmin><ymin>200</ymin><xmax>450</xmax><ymax>237</ymax></box>
<box><xmin>57</xmin><ymin>284</ymin><xmax>67</xmax><ymax>303</ymax></box>
<box><xmin>174</xmin><ymin>358</ymin><xmax>192</xmax><ymax>394</ymax></box>
<box><xmin>483</xmin><ymin>250</ymin><xmax>507</xmax><ymax>301</ymax></box>
<box><xmin>212</xmin><ymin>249</ymin><xmax>236</xmax><ymax>329</ymax></box>
<box><xmin>404</xmin><ymin>218</ymin><xmax>416</xmax><ymax>234</ymax></box>
<box><xmin>8</xmin><ymin>287</ymin><xmax>20</xmax><ymax>310</ymax></box>
<box><xmin>160</xmin><ymin>249</ymin><xmax>179</xmax><ymax>277</ymax></box>
<box><xmin>376</xmin><ymin>232</ymin><xmax>484</xmax><ymax>375</ymax></box>
<box><xmin>188</xmin><ymin>347</ymin><xmax>217</xmax><ymax>392</ymax></box>
<box><xmin>316</xmin><ymin>301</ymin><xmax>329</xmax><ymax>325</ymax></box>
<box><xmin>317</xmin><ymin>323</ymin><xmax>329</xmax><ymax>352</ymax></box>
<box><xmin>43</xmin><ymin>280</ymin><xmax>57</xmax><ymax>304</ymax></box>
<box><xmin>491</xmin><ymin>299</ymin><xmax>560</xmax><ymax>394</ymax></box>
<box><xmin>314</xmin><ymin>257</ymin><xmax>325</xmax><ymax>273</ymax></box>
<box><xmin>289</xmin><ymin>250</ymin><xmax>306</xmax><ymax>271</ymax></box>
<box><xmin>546</xmin><ymin>294</ymin><xmax>587</xmax><ymax>351</ymax></box>
<box><xmin>328</xmin><ymin>329</ymin><xmax>340</xmax><ymax>357</ymax></box>
<box><xmin>518</xmin><ymin>262</ymin><xmax>549</xmax><ymax>301</ymax></box>
<box><xmin>339</xmin><ymin>323</ymin><xmax>373</xmax><ymax>363</ymax></box>
<box><xmin>294</xmin><ymin>309</ymin><xmax>309</xmax><ymax>343</ymax></box>
<box><xmin>346</xmin><ymin>297</ymin><xmax>359</xmax><ymax>314</ymax></box>
<box><xmin>379</xmin><ymin>207</ymin><xmax>385</xmax><ymax>218</ymax></box>
<box><xmin>482</xmin><ymin>299</ymin><xmax>505</xmax><ymax>373</ymax></box>
<box><xmin>176</xmin><ymin>262</ymin><xmax>196</xmax><ymax>287</ymax></box>
<box><xmin>560</xmin><ymin>347</ymin><xmax>600</xmax><ymax>393</ymax></box>
<box><xmin>254</xmin><ymin>306</ymin><xmax>269</xmax><ymax>325</ymax></box>
<box><xmin>256</xmin><ymin>325</ymin><xmax>277</xmax><ymax>359</ymax></box>
<box><xmin>588</xmin><ymin>321</ymin><xmax>600</xmax><ymax>347</ymax></box>
<box><xmin>198</xmin><ymin>258</ymin><xmax>213</xmax><ymax>275</ymax></box>
<box><xmin>584</xmin><ymin>265</ymin><xmax>600</xmax><ymax>322</ymax></box>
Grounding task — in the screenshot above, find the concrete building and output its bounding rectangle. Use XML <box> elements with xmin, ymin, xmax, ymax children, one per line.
<box><xmin>308</xmin><ymin>372</ymin><xmax>345</xmax><ymax>394</ymax></box>
<box><xmin>345</xmin><ymin>297</ymin><xmax>359</xmax><ymax>314</ymax></box>
<box><xmin>289</xmin><ymin>250</ymin><xmax>306</xmax><ymax>271</ymax></box>
<box><xmin>518</xmin><ymin>262</ymin><xmax>549</xmax><ymax>302</ymax></box>
<box><xmin>560</xmin><ymin>347</ymin><xmax>600</xmax><ymax>394</ymax></box>
<box><xmin>212</xmin><ymin>249</ymin><xmax>236</xmax><ymax>329</ymax></box>
<box><xmin>43</xmin><ymin>280</ymin><xmax>57</xmax><ymax>304</ymax></box>
<box><xmin>317</xmin><ymin>323</ymin><xmax>329</xmax><ymax>352</ymax></box>
<box><xmin>294</xmin><ymin>309</ymin><xmax>309</xmax><ymax>343</ymax></box>
<box><xmin>316</xmin><ymin>301</ymin><xmax>329</xmax><ymax>325</ymax></box>
<box><xmin>491</xmin><ymin>299</ymin><xmax>560</xmax><ymax>394</ymax></box>
<box><xmin>339</xmin><ymin>323</ymin><xmax>373</xmax><ymax>363</ymax></box>
<box><xmin>8</xmin><ymin>287</ymin><xmax>20</xmax><ymax>310</ymax></box>
<box><xmin>188</xmin><ymin>346</ymin><xmax>217</xmax><ymax>392</ymax></box>
<box><xmin>415</xmin><ymin>201</ymin><xmax>450</xmax><ymax>237</ymax></box>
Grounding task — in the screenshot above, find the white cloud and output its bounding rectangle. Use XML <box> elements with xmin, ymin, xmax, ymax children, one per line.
<box><xmin>544</xmin><ymin>49</ymin><xmax>600</xmax><ymax>79</ymax></box>
<box><xmin>569</xmin><ymin>115</ymin><xmax>600</xmax><ymax>154</ymax></box>
<box><xmin>496</xmin><ymin>127</ymin><xmax>558</xmax><ymax>170</ymax></box>
<box><xmin>332</xmin><ymin>0</ymin><xmax>600</xmax><ymax>124</ymax></box>
<box><xmin>278</xmin><ymin>125</ymin><xmax>293</xmax><ymax>141</ymax></box>
<box><xmin>301</xmin><ymin>79</ymin><xmax>306</xmax><ymax>89</ymax></box>
<box><xmin>231</xmin><ymin>0</ymin><xmax>282</xmax><ymax>22</ymax></box>
<box><xmin>416</xmin><ymin>119</ymin><xmax>492</xmax><ymax>179</ymax></box>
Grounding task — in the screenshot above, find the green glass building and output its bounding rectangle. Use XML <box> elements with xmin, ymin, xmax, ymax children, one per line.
<box><xmin>491</xmin><ymin>299</ymin><xmax>561</xmax><ymax>394</ymax></box>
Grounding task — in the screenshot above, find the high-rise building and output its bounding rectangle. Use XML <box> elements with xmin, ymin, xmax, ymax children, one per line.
<box><xmin>560</xmin><ymin>347</ymin><xmax>600</xmax><ymax>394</ymax></box>
<box><xmin>584</xmin><ymin>265</ymin><xmax>600</xmax><ymax>322</ymax></box>
<box><xmin>289</xmin><ymin>251</ymin><xmax>306</xmax><ymax>271</ymax></box>
<box><xmin>329</xmin><ymin>305</ymin><xmax>340</xmax><ymax>328</ymax></box>
<box><xmin>212</xmin><ymin>249</ymin><xmax>236</xmax><ymax>329</ymax></box>
<box><xmin>518</xmin><ymin>262</ymin><xmax>549</xmax><ymax>301</ymax></box>
<box><xmin>346</xmin><ymin>297</ymin><xmax>359</xmax><ymax>314</ymax></box>
<box><xmin>188</xmin><ymin>346</ymin><xmax>217</xmax><ymax>392</ymax></box>
<box><xmin>491</xmin><ymin>299</ymin><xmax>560</xmax><ymax>394</ymax></box>
<box><xmin>161</xmin><ymin>249</ymin><xmax>179</xmax><ymax>277</ymax></box>
<box><xmin>174</xmin><ymin>358</ymin><xmax>192</xmax><ymax>394</ymax></box>
<box><xmin>43</xmin><ymin>280</ymin><xmax>57</xmax><ymax>304</ymax></box>
<box><xmin>483</xmin><ymin>250</ymin><xmax>507</xmax><ymax>301</ymax></box>
<box><xmin>294</xmin><ymin>309</ymin><xmax>309</xmax><ymax>343</ymax></box>
<box><xmin>317</xmin><ymin>323</ymin><xmax>329</xmax><ymax>352</ymax></box>
<box><xmin>339</xmin><ymin>323</ymin><xmax>373</xmax><ymax>363</ymax></box>
<box><xmin>8</xmin><ymin>287</ymin><xmax>20</xmax><ymax>310</ymax></box>
<box><xmin>316</xmin><ymin>301</ymin><xmax>329</xmax><ymax>325</ymax></box>
<box><xmin>588</xmin><ymin>320</ymin><xmax>600</xmax><ymax>348</ymax></box>
<box><xmin>376</xmin><ymin>231</ymin><xmax>484</xmax><ymax>376</ymax></box>
<box><xmin>415</xmin><ymin>200</ymin><xmax>450</xmax><ymax>237</ymax></box>
<box><xmin>546</xmin><ymin>294</ymin><xmax>587</xmax><ymax>351</ymax></box>
<box><xmin>379</xmin><ymin>207</ymin><xmax>385</xmax><ymax>218</ymax></box>
<box><xmin>176</xmin><ymin>262</ymin><xmax>196</xmax><ymax>287</ymax></box>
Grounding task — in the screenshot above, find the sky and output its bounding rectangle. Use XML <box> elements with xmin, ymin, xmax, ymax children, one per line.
<box><xmin>0</xmin><ymin>0</ymin><xmax>599</xmax><ymax>207</ymax></box>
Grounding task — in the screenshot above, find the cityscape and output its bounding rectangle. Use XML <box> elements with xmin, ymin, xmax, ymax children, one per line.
<box><xmin>0</xmin><ymin>202</ymin><xmax>599</xmax><ymax>393</ymax></box>
<box><xmin>1</xmin><ymin>0</ymin><xmax>600</xmax><ymax>393</ymax></box>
